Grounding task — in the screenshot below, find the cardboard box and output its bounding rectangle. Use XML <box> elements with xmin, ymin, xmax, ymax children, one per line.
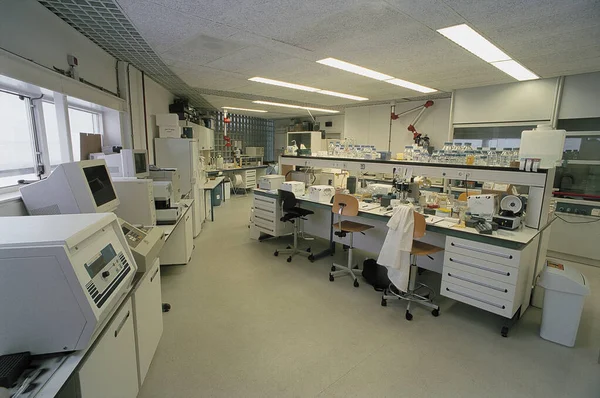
<box><xmin>156</xmin><ymin>113</ymin><xmax>180</xmax><ymax>126</ymax></box>
<box><xmin>159</xmin><ymin>125</ymin><xmax>182</xmax><ymax>138</ymax></box>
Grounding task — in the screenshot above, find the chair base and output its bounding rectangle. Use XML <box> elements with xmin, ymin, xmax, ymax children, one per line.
<box><xmin>329</xmin><ymin>263</ymin><xmax>361</xmax><ymax>287</ymax></box>
<box><xmin>274</xmin><ymin>219</ymin><xmax>314</xmax><ymax>263</ymax></box>
<box><xmin>380</xmin><ymin>262</ymin><xmax>439</xmax><ymax>320</ymax></box>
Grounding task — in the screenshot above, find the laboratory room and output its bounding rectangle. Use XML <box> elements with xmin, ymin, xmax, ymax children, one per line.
<box><xmin>1</xmin><ymin>1</ymin><xmax>600</xmax><ymax>398</ymax></box>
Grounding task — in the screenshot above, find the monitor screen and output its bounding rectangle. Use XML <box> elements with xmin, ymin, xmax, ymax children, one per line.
<box><xmin>134</xmin><ymin>152</ymin><xmax>147</xmax><ymax>174</ymax></box>
<box><xmin>83</xmin><ymin>165</ymin><xmax>117</xmax><ymax>208</ymax></box>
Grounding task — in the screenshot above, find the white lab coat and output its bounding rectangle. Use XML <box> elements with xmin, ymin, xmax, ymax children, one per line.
<box><xmin>377</xmin><ymin>205</ymin><xmax>414</xmax><ymax>292</ymax></box>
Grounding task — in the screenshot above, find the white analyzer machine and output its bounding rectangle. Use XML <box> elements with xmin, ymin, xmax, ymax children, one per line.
<box><xmin>0</xmin><ymin>213</ymin><xmax>137</xmax><ymax>356</ymax></box>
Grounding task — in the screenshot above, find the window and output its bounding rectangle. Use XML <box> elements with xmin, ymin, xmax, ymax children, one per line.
<box><xmin>453</xmin><ymin>125</ymin><xmax>533</xmax><ymax>149</ymax></box>
<box><xmin>69</xmin><ymin>107</ymin><xmax>100</xmax><ymax>161</ymax></box>
<box><xmin>42</xmin><ymin>101</ymin><xmax>66</xmax><ymax>166</ymax></box>
<box><xmin>0</xmin><ymin>92</ymin><xmax>37</xmax><ymax>188</ymax></box>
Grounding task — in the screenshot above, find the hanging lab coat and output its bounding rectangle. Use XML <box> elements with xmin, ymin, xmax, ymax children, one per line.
<box><xmin>377</xmin><ymin>205</ymin><xmax>414</xmax><ymax>292</ymax></box>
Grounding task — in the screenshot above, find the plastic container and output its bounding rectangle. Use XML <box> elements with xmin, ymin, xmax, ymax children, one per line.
<box><xmin>211</xmin><ymin>186</ymin><xmax>222</xmax><ymax>207</ymax></box>
<box><xmin>537</xmin><ymin>263</ymin><xmax>590</xmax><ymax>347</ymax></box>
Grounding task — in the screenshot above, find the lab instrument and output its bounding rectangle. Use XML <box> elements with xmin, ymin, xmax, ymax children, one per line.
<box><xmin>149</xmin><ymin>168</ymin><xmax>182</xmax><ymax>203</ymax></box>
<box><xmin>119</xmin><ymin>219</ymin><xmax>164</xmax><ymax>272</ymax></box>
<box><xmin>112</xmin><ymin>178</ymin><xmax>157</xmax><ymax>227</ymax></box>
<box><xmin>308</xmin><ymin>185</ymin><xmax>335</xmax><ymax>203</ymax></box>
<box><xmin>258</xmin><ymin>175</ymin><xmax>285</xmax><ymax>190</ymax></box>
<box><xmin>280</xmin><ymin>181</ymin><xmax>306</xmax><ymax>197</ymax></box>
<box><xmin>153</xmin><ymin>181</ymin><xmax>181</xmax><ymax>224</ymax></box>
<box><xmin>103</xmin><ymin>149</ymin><xmax>149</xmax><ymax>178</ymax></box>
<box><xmin>20</xmin><ymin>160</ymin><xmax>119</xmax><ymax>215</ymax></box>
<box><xmin>493</xmin><ymin>195</ymin><xmax>523</xmax><ymax>230</ymax></box>
<box><xmin>0</xmin><ymin>213</ymin><xmax>136</xmax><ymax>355</ymax></box>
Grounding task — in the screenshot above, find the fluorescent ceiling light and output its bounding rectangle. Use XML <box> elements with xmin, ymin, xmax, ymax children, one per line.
<box><xmin>490</xmin><ymin>60</ymin><xmax>539</xmax><ymax>81</ymax></box>
<box><xmin>253</xmin><ymin>101</ymin><xmax>339</xmax><ymax>113</ymax></box>
<box><xmin>316</xmin><ymin>58</ymin><xmax>393</xmax><ymax>81</ymax></box>
<box><xmin>249</xmin><ymin>77</ymin><xmax>368</xmax><ymax>101</ymax></box>
<box><xmin>316</xmin><ymin>58</ymin><xmax>437</xmax><ymax>93</ymax></box>
<box><xmin>385</xmin><ymin>78</ymin><xmax>437</xmax><ymax>94</ymax></box>
<box><xmin>249</xmin><ymin>77</ymin><xmax>318</xmax><ymax>92</ymax></box>
<box><xmin>437</xmin><ymin>24</ymin><xmax>510</xmax><ymax>63</ymax></box>
<box><xmin>222</xmin><ymin>107</ymin><xmax>267</xmax><ymax>113</ymax></box>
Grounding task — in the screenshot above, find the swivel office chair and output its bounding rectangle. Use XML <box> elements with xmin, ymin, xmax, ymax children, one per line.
<box><xmin>329</xmin><ymin>194</ymin><xmax>373</xmax><ymax>287</ymax></box>
<box><xmin>273</xmin><ymin>190</ymin><xmax>314</xmax><ymax>263</ymax></box>
<box><xmin>380</xmin><ymin>212</ymin><xmax>441</xmax><ymax>320</ymax></box>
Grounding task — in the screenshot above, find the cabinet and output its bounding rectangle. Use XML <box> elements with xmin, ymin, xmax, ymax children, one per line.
<box><xmin>132</xmin><ymin>259</ymin><xmax>163</xmax><ymax>386</ymax></box>
<box><xmin>241</xmin><ymin>169</ymin><xmax>257</xmax><ymax>189</ymax></box>
<box><xmin>78</xmin><ymin>298</ymin><xmax>139</xmax><ymax>398</ymax></box>
<box><xmin>441</xmin><ymin>236</ymin><xmax>537</xmax><ymax>318</ymax></box>
<box><xmin>197</xmin><ymin>125</ymin><xmax>215</xmax><ymax>150</ymax></box>
<box><xmin>159</xmin><ymin>204</ymin><xmax>194</xmax><ymax>265</ymax></box>
<box><xmin>154</xmin><ymin>138</ymin><xmax>200</xmax><ymax>196</ymax></box>
<box><xmin>252</xmin><ymin>194</ymin><xmax>293</xmax><ymax>237</ymax></box>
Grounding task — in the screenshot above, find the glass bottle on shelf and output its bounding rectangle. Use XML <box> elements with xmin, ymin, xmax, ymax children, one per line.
<box><xmin>404</xmin><ymin>145</ymin><xmax>413</xmax><ymax>161</ymax></box>
<box><xmin>499</xmin><ymin>148</ymin><xmax>511</xmax><ymax>167</ymax></box>
<box><xmin>487</xmin><ymin>147</ymin><xmax>498</xmax><ymax>166</ymax></box>
<box><xmin>465</xmin><ymin>150</ymin><xmax>475</xmax><ymax>165</ymax></box>
<box><xmin>430</xmin><ymin>150</ymin><xmax>440</xmax><ymax>163</ymax></box>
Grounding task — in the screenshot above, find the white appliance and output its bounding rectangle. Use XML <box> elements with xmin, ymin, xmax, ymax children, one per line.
<box><xmin>468</xmin><ymin>194</ymin><xmax>498</xmax><ymax>221</ymax></box>
<box><xmin>20</xmin><ymin>160</ymin><xmax>119</xmax><ymax>215</ymax></box>
<box><xmin>153</xmin><ymin>181</ymin><xmax>176</xmax><ymax>205</ymax></box>
<box><xmin>309</xmin><ymin>185</ymin><xmax>336</xmax><ymax>203</ymax></box>
<box><xmin>158</xmin><ymin>126</ymin><xmax>182</xmax><ymax>138</ymax></box>
<box><xmin>0</xmin><ymin>213</ymin><xmax>136</xmax><ymax>355</ymax></box>
<box><xmin>155</xmin><ymin>113</ymin><xmax>179</xmax><ymax>126</ymax></box>
<box><xmin>319</xmin><ymin>169</ymin><xmax>348</xmax><ymax>189</ymax></box>
<box><xmin>246</xmin><ymin>147</ymin><xmax>264</xmax><ymax>156</ymax></box>
<box><xmin>103</xmin><ymin>149</ymin><xmax>149</xmax><ymax>178</ymax></box>
<box><xmin>259</xmin><ymin>175</ymin><xmax>285</xmax><ymax>190</ymax></box>
<box><xmin>519</xmin><ymin>125</ymin><xmax>566</xmax><ymax>169</ymax></box>
<box><xmin>149</xmin><ymin>168</ymin><xmax>182</xmax><ymax>203</ymax></box>
<box><xmin>287</xmin><ymin>131</ymin><xmax>324</xmax><ymax>153</ymax></box>
<box><xmin>369</xmin><ymin>183</ymin><xmax>393</xmax><ymax>195</ymax></box>
<box><xmin>280</xmin><ymin>181</ymin><xmax>305</xmax><ymax>197</ymax></box>
<box><xmin>153</xmin><ymin>181</ymin><xmax>181</xmax><ymax>225</ymax></box>
<box><xmin>154</xmin><ymin>138</ymin><xmax>199</xmax><ymax>197</ymax></box>
<box><xmin>118</xmin><ymin>220</ymin><xmax>164</xmax><ymax>273</ymax></box>
<box><xmin>112</xmin><ymin>178</ymin><xmax>156</xmax><ymax>227</ymax></box>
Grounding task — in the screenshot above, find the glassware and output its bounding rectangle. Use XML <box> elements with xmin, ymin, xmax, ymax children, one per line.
<box><xmin>487</xmin><ymin>147</ymin><xmax>498</xmax><ymax>166</ymax></box>
<box><xmin>465</xmin><ymin>150</ymin><xmax>475</xmax><ymax>165</ymax></box>
<box><xmin>404</xmin><ymin>145</ymin><xmax>413</xmax><ymax>161</ymax></box>
<box><xmin>499</xmin><ymin>148</ymin><xmax>511</xmax><ymax>167</ymax></box>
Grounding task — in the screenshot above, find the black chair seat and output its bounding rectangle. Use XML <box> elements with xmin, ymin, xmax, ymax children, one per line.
<box><xmin>289</xmin><ymin>207</ymin><xmax>314</xmax><ymax>217</ymax></box>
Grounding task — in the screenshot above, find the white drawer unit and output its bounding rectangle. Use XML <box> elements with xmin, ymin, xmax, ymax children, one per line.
<box><xmin>253</xmin><ymin>194</ymin><xmax>293</xmax><ymax>237</ymax></box>
<box><xmin>132</xmin><ymin>258</ymin><xmax>163</xmax><ymax>386</ymax></box>
<box><xmin>160</xmin><ymin>206</ymin><xmax>194</xmax><ymax>265</ymax></box>
<box><xmin>78</xmin><ymin>298</ymin><xmax>139</xmax><ymax>398</ymax></box>
<box><xmin>242</xmin><ymin>169</ymin><xmax>257</xmax><ymax>189</ymax></box>
<box><xmin>442</xmin><ymin>235</ymin><xmax>539</xmax><ymax>326</ymax></box>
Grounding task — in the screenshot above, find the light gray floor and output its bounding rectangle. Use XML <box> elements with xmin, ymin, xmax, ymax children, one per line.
<box><xmin>139</xmin><ymin>195</ymin><xmax>600</xmax><ymax>398</ymax></box>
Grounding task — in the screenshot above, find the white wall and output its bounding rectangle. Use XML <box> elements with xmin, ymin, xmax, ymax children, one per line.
<box><xmin>344</xmin><ymin>99</ymin><xmax>451</xmax><ymax>154</ymax></box>
<box><xmin>0</xmin><ymin>0</ymin><xmax>118</xmax><ymax>95</ymax></box>
<box><xmin>144</xmin><ymin>76</ymin><xmax>175</xmax><ymax>163</ymax></box>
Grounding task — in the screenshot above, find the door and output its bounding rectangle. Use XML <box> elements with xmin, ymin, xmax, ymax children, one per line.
<box><xmin>184</xmin><ymin>210</ymin><xmax>194</xmax><ymax>262</ymax></box>
<box><xmin>79</xmin><ymin>299</ymin><xmax>138</xmax><ymax>398</ymax></box>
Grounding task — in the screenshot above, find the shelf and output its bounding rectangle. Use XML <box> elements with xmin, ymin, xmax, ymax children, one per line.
<box><xmin>562</xmin><ymin>160</ymin><xmax>600</xmax><ymax>166</ymax></box>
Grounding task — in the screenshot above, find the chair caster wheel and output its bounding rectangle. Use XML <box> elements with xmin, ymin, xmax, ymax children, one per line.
<box><xmin>308</xmin><ymin>254</ymin><xmax>315</xmax><ymax>262</ymax></box>
<box><xmin>286</xmin><ymin>245</ymin><xmax>292</xmax><ymax>249</ymax></box>
<box><xmin>331</xmin><ymin>265</ymin><xmax>336</xmax><ymax>272</ymax></box>
<box><xmin>329</xmin><ymin>274</ymin><xmax>334</xmax><ymax>282</ymax></box>
<box><xmin>381</xmin><ymin>298</ymin><xmax>387</xmax><ymax>307</ymax></box>
<box><xmin>501</xmin><ymin>326</ymin><xmax>509</xmax><ymax>338</ymax></box>
<box><xmin>405</xmin><ymin>311</ymin><xmax>413</xmax><ymax>321</ymax></box>
<box><xmin>162</xmin><ymin>303</ymin><xmax>171</xmax><ymax>313</ymax></box>
<box><xmin>353</xmin><ymin>279</ymin><xmax>359</xmax><ymax>288</ymax></box>
<box><xmin>306</xmin><ymin>247</ymin><xmax>311</xmax><ymax>253</ymax></box>
<box><xmin>286</xmin><ymin>256</ymin><xmax>292</xmax><ymax>263</ymax></box>
<box><xmin>432</xmin><ymin>309</ymin><xmax>439</xmax><ymax>317</ymax></box>
<box><xmin>273</xmin><ymin>251</ymin><xmax>279</xmax><ymax>257</ymax></box>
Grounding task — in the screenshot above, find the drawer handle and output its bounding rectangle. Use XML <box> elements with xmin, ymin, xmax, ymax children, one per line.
<box><xmin>445</xmin><ymin>288</ymin><xmax>506</xmax><ymax>309</ymax></box>
<box><xmin>447</xmin><ymin>273</ymin><xmax>508</xmax><ymax>293</ymax></box>
<box><xmin>450</xmin><ymin>242</ymin><xmax>513</xmax><ymax>259</ymax></box>
<box><xmin>150</xmin><ymin>267</ymin><xmax>160</xmax><ymax>283</ymax></box>
<box><xmin>255</xmin><ymin>215</ymin><xmax>273</xmax><ymax>223</ymax></box>
<box><xmin>449</xmin><ymin>258</ymin><xmax>510</xmax><ymax>276</ymax></box>
<box><xmin>255</xmin><ymin>207</ymin><xmax>274</xmax><ymax>214</ymax></box>
<box><xmin>114</xmin><ymin>311</ymin><xmax>130</xmax><ymax>338</ymax></box>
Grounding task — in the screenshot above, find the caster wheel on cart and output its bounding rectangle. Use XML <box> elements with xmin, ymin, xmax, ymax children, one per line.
<box><xmin>286</xmin><ymin>245</ymin><xmax>292</xmax><ymax>249</ymax></box>
<box><xmin>331</xmin><ymin>265</ymin><xmax>336</xmax><ymax>272</ymax></box>
<box><xmin>306</xmin><ymin>247</ymin><xmax>311</xmax><ymax>253</ymax></box>
<box><xmin>405</xmin><ymin>311</ymin><xmax>413</xmax><ymax>321</ymax></box>
<box><xmin>286</xmin><ymin>257</ymin><xmax>292</xmax><ymax>263</ymax></box>
<box><xmin>353</xmin><ymin>279</ymin><xmax>359</xmax><ymax>288</ymax></box>
<box><xmin>162</xmin><ymin>303</ymin><xmax>171</xmax><ymax>313</ymax></box>
<box><xmin>273</xmin><ymin>251</ymin><xmax>279</xmax><ymax>257</ymax></box>
<box><xmin>501</xmin><ymin>326</ymin><xmax>509</xmax><ymax>338</ymax></box>
<box><xmin>308</xmin><ymin>254</ymin><xmax>315</xmax><ymax>262</ymax></box>
<box><xmin>381</xmin><ymin>298</ymin><xmax>387</xmax><ymax>307</ymax></box>
<box><xmin>329</xmin><ymin>274</ymin><xmax>334</xmax><ymax>282</ymax></box>
<box><xmin>432</xmin><ymin>309</ymin><xmax>440</xmax><ymax>317</ymax></box>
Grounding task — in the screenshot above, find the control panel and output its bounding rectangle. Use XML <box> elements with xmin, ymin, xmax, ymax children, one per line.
<box><xmin>555</xmin><ymin>201</ymin><xmax>600</xmax><ymax>217</ymax></box>
<box><xmin>84</xmin><ymin>244</ymin><xmax>132</xmax><ymax>308</ymax></box>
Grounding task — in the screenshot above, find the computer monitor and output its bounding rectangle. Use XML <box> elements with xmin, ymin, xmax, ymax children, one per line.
<box><xmin>20</xmin><ymin>159</ymin><xmax>120</xmax><ymax>215</ymax></box>
<box><xmin>104</xmin><ymin>149</ymin><xmax>149</xmax><ymax>178</ymax></box>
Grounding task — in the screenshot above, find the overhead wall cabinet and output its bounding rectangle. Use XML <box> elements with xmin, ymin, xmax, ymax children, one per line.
<box><xmin>558</xmin><ymin>72</ymin><xmax>600</xmax><ymax>120</ymax></box>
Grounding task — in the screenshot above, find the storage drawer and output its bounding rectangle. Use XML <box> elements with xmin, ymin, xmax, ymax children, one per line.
<box><xmin>254</xmin><ymin>195</ymin><xmax>276</xmax><ymax>207</ymax></box>
<box><xmin>254</xmin><ymin>207</ymin><xmax>276</xmax><ymax>221</ymax></box>
<box><xmin>255</xmin><ymin>221</ymin><xmax>275</xmax><ymax>235</ymax></box>
<box><xmin>445</xmin><ymin>236</ymin><xmax>520</xmax><ymax>268</ymax></box>
<box><xmin>444</xmin><ymin>252</ymin><xmax>518</xmax><ymax>285</ymax></box>
<box><xmin>254</xmin><ymin>214</ymin><xmax>275</xmax><ymax>228</ymax></box>
<box><xmin>441</xmin><ymin>281</ymin><xmax>514</xmax><ymax>318</ymax></box>
<box><xmin>443</xmin><ymin>265</ymin><xmax>516</xmax><ymax>301</ymax></box>
<box><xmin>245</xmin><ymin>170</ymin><xmax>257</xmax><ymax>177</ymax></box>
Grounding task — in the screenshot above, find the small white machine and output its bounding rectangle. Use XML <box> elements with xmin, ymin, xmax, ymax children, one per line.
<box><xmin>259</xmin><ymin>175</ymin><xmax>285</xmax><ymax>190</ymax></box>
<box><xmin>0</xmin><ymin>213</ymin><xmax>136</xmax><ymax>355</ymax></box>
<box><xmin>20</xmin><ymin>160</ymin><xmax>119</xmax><ymax>215</ymax></box>
<box><xmin>309</xmin><ymin>185</ymin><xmax>336</xmax><ymax>203</ymax></box>
<box><xmin>149</xmin><ymin>168</ymin><xmax>182</xmax><ymax>203</ymax></box>
<box><xmin>493</xmin><ymin>195</ymin><xmax>523</xmax><ymax>230</ymax></box>
<box><xmin>103</xmin><ymin>149</ymin><xmax>149</xmax><ymax>178</ymax></box>
<box><xmin>468</xmin><ymin>194</ymin><xmax>498</xmax><ymax>221</ymax></box>
<box><xmin>153</xmin><ymin>181</ymin><xmax>181</xmax><ymax>224</ymax></box>
<box><xmin>280</xmin><ymin>181</ymin><xmax>305</xmax><ymax>197</ymax></box>
<box><xmin>369</xmin><ymin>183</ymin><xmax>393</xmax><ymax>195</ymax></box>
<box><xmin>119</xmin><ymin>219</ymin><xmax>164</xmax><ymax>272</ymax></box>
<box><xmin>319</xmin><ymin>169</ymin><xmax>348</xmax><ymax>189</ymax></box>
<box><xmin>246</xmin><ymin>147</ymin><xmax>265</xmax><ymax>156</ymax></box>
<box><xmin>112</xmin><ymin>178</ymin><xmax>157</xmax><ymax>227</ymax></box>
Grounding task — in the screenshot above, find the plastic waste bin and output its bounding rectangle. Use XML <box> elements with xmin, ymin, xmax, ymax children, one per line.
<box><xmin>537</xmin><ymin>263</ymin><xmax>590</xmax><ymax>347</ymax></box>
<box><xmin>211</xmin><ymin>186</ymin><xmax>222</xmax><ymax>207</ymax></box>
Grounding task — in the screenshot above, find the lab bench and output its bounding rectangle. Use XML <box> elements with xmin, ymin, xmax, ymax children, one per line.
<box><xmin>207</xmin><ymin>165</ymin><xmax>268</xmax><ymax>190</ymax></box>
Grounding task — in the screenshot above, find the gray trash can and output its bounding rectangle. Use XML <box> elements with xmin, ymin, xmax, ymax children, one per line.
<box><xmin>537</xmin><ymin>263</ymin><xmax>590</xmax><ymax>347</ymax></box>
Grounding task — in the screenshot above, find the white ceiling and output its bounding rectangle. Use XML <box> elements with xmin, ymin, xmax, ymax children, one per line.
<box><xmin>116</xmin><ymin>0</ymin><xmax>600</xmax><ymax>118</ymax></box>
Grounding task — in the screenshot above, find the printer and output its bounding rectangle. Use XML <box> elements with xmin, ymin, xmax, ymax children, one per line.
<box><xmin>153</xmin><ymin>181</ymin><xmax>181</xmax><ymax>224</ymax></box>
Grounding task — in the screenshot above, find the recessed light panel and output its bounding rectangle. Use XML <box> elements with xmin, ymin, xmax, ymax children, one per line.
<box><xmin>253</xmin><ymin>101</ymin><xmax>340</xmax><ymax>113</ymax></box>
